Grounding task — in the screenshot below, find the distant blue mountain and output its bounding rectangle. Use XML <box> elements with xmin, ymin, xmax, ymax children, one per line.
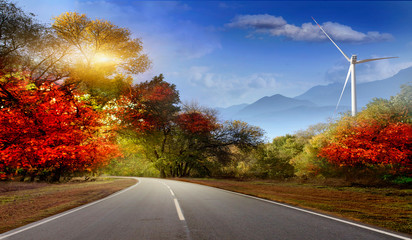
<box><xmin>235</xmin><ymin>94</ymin><xmax>315</xmax><ymax>118</ymax></box>
<box><xmin>216</xmin><ymin>67</ymin><xmax>411</xmax><ymax>139</ymax></box>
<box><xmin>215</xmin><ymin>103</ymin><xmax>248</xmax><ymax>120</ymax></box>
<box><xmin>295</xmin><ymin>66</ymin><xmax>412</xmax><ymax>107</ymax></box>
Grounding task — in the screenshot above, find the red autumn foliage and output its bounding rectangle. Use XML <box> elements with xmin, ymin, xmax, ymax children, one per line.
<box><xmin>119</xmin><ymin>74</ymin><xmax>180</xmax><ymax>132</ymax></box>
<box><xmin>319</xmin><ymin>119</ymin><xmax>412</xmax><ymax>173</ymax></box>
<box><xmin>145</xmin><ymin>84</ymin><xmax>175</xmax><ymax>102</ymax></box>
<box><xmin>176</xmin><ymin>112</ymin><xmax>217</xmax><ymax>134</ymax></box>
<box><xmin>0</xmin><ymin>73</ymin><xmax>120</xmax><ymax>180</ymax></box>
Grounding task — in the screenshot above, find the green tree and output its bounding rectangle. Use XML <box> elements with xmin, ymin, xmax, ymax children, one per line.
<box><xmin>104</xmin><ymin>136</ymin><xmax>159</xmax><ymax>177</ymax></box>
<box><xmin>290</xmin><ymin>132</ymin><xmax>331</xmax><ymax>178</ymax></box>
<box><xmin>288</xmin><ymin>123</ymin><xmax>332</xmax><ymax>178</ymax></box>
<box><xmin>115</xmin><ymin>76</ymin><xmax>264</xmax><ymax>178</ymax></box>
<box><xmin>356</xmin><ymin>83</ymin><xmax>411</xmax><ymax>125</ymax></box>
<box><xmin>255</xmin><ymin>135</ymin><xmax>298</xmax><ymax>179</ymax></box>
<box><xmin>189</xmin><ymin>119</ymin><xmax>264</xmax><ymax>178</ymax></box>
<box><xmin>116</xmin><ymin>74</ymin><xmax>180</xmax><ymax>177</ymax></box>
<box><xmin>0</xmin><ymin>0</ymin><xmax>46</xmax><ymax>68</ymax></box>
<box><xmin>391</xmin><ymin>83</ymin><xmax>412</xmax><ymax>117</ymax></box>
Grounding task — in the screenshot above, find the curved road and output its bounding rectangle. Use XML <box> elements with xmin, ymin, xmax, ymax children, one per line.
<box><xmin>1</xmin><ymin>178</ymin><xmax>410</xmax><ymax>240</ymax></box>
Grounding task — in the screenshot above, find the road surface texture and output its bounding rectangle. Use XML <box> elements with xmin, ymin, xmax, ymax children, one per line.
<box><xmin>1</xmin><ymin>178</ymin><xmax>410</xmax><ymax>240</ymax></box>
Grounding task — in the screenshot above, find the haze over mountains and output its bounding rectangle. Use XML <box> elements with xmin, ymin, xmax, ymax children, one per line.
<box><xmin>216</xmin><ymin>67</ymin><xmax>412</xmax><ymax>140</ymax></box>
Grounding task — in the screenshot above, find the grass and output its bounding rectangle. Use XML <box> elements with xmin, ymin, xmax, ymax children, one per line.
<box><xmin>176</xmin><ymin>178</ymin><xmax>412</xmax><ymax>235</ymax></box>
<box><xmin>0</xmin><ymin>177</ymin><xmax>137</xmax><ymax>233</ymax></box>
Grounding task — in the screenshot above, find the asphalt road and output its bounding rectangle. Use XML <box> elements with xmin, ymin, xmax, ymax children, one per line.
<box><xmin>1</xmin><ymin>178</ymin><xmax>410</xmax><ymax>240</ymax></box>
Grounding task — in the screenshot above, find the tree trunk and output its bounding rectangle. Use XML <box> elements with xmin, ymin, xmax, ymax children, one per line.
<box><xmin>160</xmin><ymin>169</ymin><xmax>166</xmax><ymax>178</ymax></box>
<box><xmin>182</xmin><ymin>162</ymin><xmax>189</xmax><ymax>177</ymax></box>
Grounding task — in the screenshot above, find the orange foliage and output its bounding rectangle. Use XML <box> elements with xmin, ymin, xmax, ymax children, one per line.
<box><xmin>319</xmin><ymin>119</ymin><xmax>412</xmax><ymax>173</ymax></box>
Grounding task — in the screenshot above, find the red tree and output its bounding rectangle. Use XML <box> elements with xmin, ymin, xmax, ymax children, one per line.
<box><xmin>176</xmin><ymin>112</ymin><xmax>217</xmax><ymax>134</ymax></box>
<box><xmin>118</xmin><ymin>74</ymin><xmax>180</xmax><ymax>133</ymax></box>
<box><xmin>0</xmin><ymin>72</ymin><xmax>120</xmax><ymax>180</ymax></box>
<box><xmin>319</xmin><ymin>119</ymin><xmax>412</xmax><ymax>174</ymax></box>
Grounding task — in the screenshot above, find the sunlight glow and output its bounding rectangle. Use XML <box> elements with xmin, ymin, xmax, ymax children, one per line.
<box><xmin>93</xmin><ymin>53</ymin><xmax>117</xmax><ymax>64</ymax></box>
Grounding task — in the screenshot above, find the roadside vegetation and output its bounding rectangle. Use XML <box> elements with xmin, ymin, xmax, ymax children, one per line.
<box><xmin>1</xmin><ymin>1</ymin><xmax>148</xmax><ymax>181</ymax></box>
<box><xmin>107</xmin><ymin>84</ymin><xmax>411</xmax><ymax>188</ymax></box>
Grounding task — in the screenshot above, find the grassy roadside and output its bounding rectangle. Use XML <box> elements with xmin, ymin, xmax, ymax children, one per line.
<box><xmin>177</xmin><ymin>178</ymin><xmax>412</xmax><ymax>235</ymax></box>
<box><xmin>0</xmin><ymin>177</ymin><xmax>137</xmax><ymax>233</ymax></box>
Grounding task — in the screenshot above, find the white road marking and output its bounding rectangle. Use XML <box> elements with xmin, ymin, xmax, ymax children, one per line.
<box><xmin>174</xmin><ymin>198</ymin><xmax>185</xmax><ymax>221</ymax></box>
<box><xmin>196</xmin><ymin>183</ymin><xmax>411</xmax><ymax>240</ymax></box>
<box><xmin>0</xmin><ymin>177</ymin><xmax>140</xmax><ymax>240</ymax></box>
<box><xmin>160</xmin><ymin>181</ymin><xmax>187</xmax><ymax>222</ymax></box>
<box><xmin>160</xmin><ymin>180</ymin><xmax>191</xmax><ymax>238</ymax></box>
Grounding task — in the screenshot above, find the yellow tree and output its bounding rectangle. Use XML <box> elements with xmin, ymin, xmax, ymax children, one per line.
<box><xmin>52</xmin><ymin>12</ymin><xmax>151</xmax><ymax>105</ymax></box>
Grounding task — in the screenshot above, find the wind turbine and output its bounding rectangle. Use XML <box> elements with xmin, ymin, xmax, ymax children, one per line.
<box><xmin>312</xmin><ymin>17</ymin><xmax>398</xmax><ymax>116</ymax></box>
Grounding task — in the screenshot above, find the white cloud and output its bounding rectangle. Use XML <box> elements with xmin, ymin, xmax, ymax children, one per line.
<box><xmin>226</xmin><ymin>14</ymin><xmax>393</xmax><ymax>43</ymax></box>
<box><xmin>187</xmin><ymin>66</ymin><xmax>280</xmax><ymax>90</ymax></box>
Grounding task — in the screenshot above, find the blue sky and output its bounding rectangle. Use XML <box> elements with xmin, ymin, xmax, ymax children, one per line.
<box><xmin>15</xmin><ymin>0</ymin><xmax>412</xmax><ymax>108</ymax></box>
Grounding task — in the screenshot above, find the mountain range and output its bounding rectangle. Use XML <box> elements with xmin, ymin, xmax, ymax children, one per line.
<box><xmin>216</xmin><ymin>67</ymin><xmax>412</xmax><ymax>140</ymax></box>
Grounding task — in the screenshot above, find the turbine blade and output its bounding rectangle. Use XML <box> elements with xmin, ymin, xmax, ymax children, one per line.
<box><xmin>356</xmin><ymin>57</ymin><xmax>398</xmax><ymax>64</ymax></box>
<box><xmin>335</xmin><ymin>65</ymin><xmax>352</xmax><ymax>114</ymax></box>
<box><xmin>312</xmin><ymin>17</ymin><xmax>350</xmax><ymax>62</ymax></box>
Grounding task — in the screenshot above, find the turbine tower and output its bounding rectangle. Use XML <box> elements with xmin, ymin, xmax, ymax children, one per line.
<box><xmin>312</xmin><ymin>17</ymin><xmax>397</xmax><ymax>116</ymax></box>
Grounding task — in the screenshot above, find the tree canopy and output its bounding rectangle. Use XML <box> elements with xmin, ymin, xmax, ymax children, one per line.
<box><xmin>0</xmin><ymin>71</ymin><xmax>120</xmax><ymax>181</ymax></box>
<box><xmin>0</xmin><ymin>0</ymin><xmax>45</xmax><ymax>68</ymax></box>
<box><xmin>52</xmin><ymin>12</ymin><xmax>150</xmax><ymax>75</ymax></box>
<box><xmin>2</xmin><ymin>2</ymin><xmax>152</xmax><ymax>106</ymax></box>
<box><xmin>115</xmin><ymin>75</ymin><xmax>264</xmax><ymax>178</ymax></box>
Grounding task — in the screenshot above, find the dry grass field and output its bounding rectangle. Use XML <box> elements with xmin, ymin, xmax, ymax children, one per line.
<box><xmin>0</xmin><ymin>178</ymin><xmax>137</xmax><ymax>233</ymax></box>
<box><xmin>177</xmin><ymin>178</ymin><xmax>412</xmax><ymax>234</ymax></box>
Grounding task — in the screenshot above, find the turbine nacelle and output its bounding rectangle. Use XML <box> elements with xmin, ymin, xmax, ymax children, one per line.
<box><xmin>351</xmin><ymin>55</ymin><xmax>357</xmax><ymax>64</ymax></box>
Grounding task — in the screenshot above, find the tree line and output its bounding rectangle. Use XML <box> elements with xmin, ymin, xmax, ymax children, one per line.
<box><xmin>206</xmin><ymin>85</ymin><xmax>410</xmax><ymax>185</ymax></box>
